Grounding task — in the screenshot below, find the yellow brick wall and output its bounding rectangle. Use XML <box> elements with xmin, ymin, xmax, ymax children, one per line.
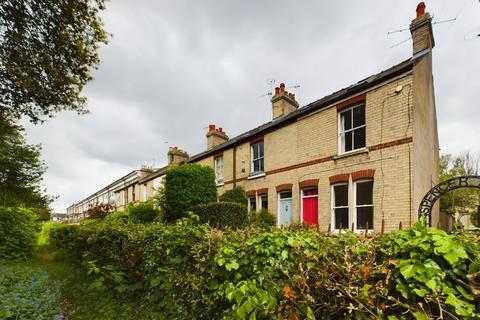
<box><xmin>191</xmin><ymin>75</ymin><xmax>421</xmax><ymax>233</ymax></box>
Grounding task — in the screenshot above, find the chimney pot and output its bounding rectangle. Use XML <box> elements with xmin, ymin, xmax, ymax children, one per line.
<box><xmin>280</xmin><ymin>83</ymin><xmax>285</xmax><ymax>93</ymax></box>
<box><xmin>275</xmin><ymin>87</ymin><xmax>280</xmax><ymax>95</ymax></box>
<box><xmin>208</xmin><ymin>124</ymin><xmax>216</xmax><ymax>132</ymax></box>
<box><xmin>218</xmin><ymin>127</ymin><xmax>223</xmax><ymax>133</ymax></box>
<box><xmin>416</xmin><ymin>2</ymin><xmax>425</xmax><ymax>17</ymax></box>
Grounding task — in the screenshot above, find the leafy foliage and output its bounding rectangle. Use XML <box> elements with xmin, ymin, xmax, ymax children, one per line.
<box><xmin>158</xmin><ymin>164</ymin><xmax>217</xmax><ymax>220</ymax></box>
<box><xmin>0</xmin><ymin>206</ymin><xmax>38</xmax><ymax>260</ymax></box>
<box><xmin>0</xmin><ymin>117</ymin><xmax>52</xmax><ymax>209</ymax></box>
<box><xmin>86</xmin><ymin>203</ymin><xmax>113</xmax><ymax>220</ymax></box>
<box><xmin>193</xmin><ymin>202</ymin><xmax>248</xmax><ymax>229</ymax></box>
<box><xmin>127</xmin><ymin>200</ymin><xmax>161</xmax><ymax>223</ymax></box>
<box><xmin>0</xmin><ymin>0</ymin><xmax>108</xmax><ymax>123</ymax></box>
<box><xmin>248</xmin><ymin>209</ymin><xmax>276</xmax><ymax>228</ymax></box>
<box><xmin>49</xmin><ymin>219</ymin><xmax>480</xmax><ymax>319</ymax></box>
<box><xmin>219</xmin><ymin>186</ymin><xmax>248</xmax><ymax>205</ymax></box>
<box><xmin>0</xmin><ymin>263</ymin><xmax>62</xmax><ymax>319</ymax></box>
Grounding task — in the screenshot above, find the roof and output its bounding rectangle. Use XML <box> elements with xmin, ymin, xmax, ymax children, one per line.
<box><xmin>187</xmin><ymin>57</ymin><xmax>415</xmax><ymax>163</ymax></box>
<box><xmin>138</xmin><ymin>165</ymin><xmax>169</xmax><ymax>184</ymax></box>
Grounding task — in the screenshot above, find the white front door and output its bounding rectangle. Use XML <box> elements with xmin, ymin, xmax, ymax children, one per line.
<box><xmin>278</xmin><ymin>191</ymin><xmax>292</xmax><ymax>226</ymax></box>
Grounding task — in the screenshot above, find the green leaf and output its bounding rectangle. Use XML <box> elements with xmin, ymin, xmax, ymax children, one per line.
<box><xmin>281</xmin><ymin>250</ymin><xmax>289</xmax><ymax>260</ymax></box>
<box><xmin>413</xmin><ymin>288</ymin><xmax>429</xmax><ymax>297</ymax></box>
<box><xmin>400</xmin><ymin>264</ymin><xmax>415</xmax><ymax>280</ymax></box>
<box><xmin>443</xmin><ymin>247</ymin><xmax>468</xmax><ymax>265</ymax></box>
<box><xmin>413</xmin><ymin>311</ymin><xmax>429</xmax><ymax>320</ymax></box>
<box><xmin>456</xmin><ymin>285</ymin><xmax>474</xmax><ymax>301</ymax></box>
<box><xmin>306</xmin><ymin>307</ymin><xmax>315</xmax><ymax>320</ymax></box>
<box><xmin>226</xmin><ymin>260</ymin><xmax>240</xmax><ymax>271</ymax></box>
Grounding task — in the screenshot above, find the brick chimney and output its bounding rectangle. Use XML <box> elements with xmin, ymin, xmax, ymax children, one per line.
<box><xmin>206</xmin><ymin>124</ymin><xmax>229</xmax><ymax>150</ymax></box>
<box><xmin>271</xmin><ymin>83</ymin><xmax>299</xmax><ymax>119</ymax></box>
<box><xmin>409</xmin><ymin>2</ymin><xmax>435</xmax><ymax>54</ymax></box>
<box><xmin>168</xmin><ymin>147</ymin><xmax>189</xmax><ymax>165</ymax></box>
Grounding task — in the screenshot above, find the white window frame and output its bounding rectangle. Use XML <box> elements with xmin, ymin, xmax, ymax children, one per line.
<box><xmin>214</xmin><ymin>156</ymin><xmax>224</xmax><ymax>185</ymax></box>
<box><xmin>338</xmin><ymin>103</ymin><xmax>366</xmax><ymax>154</ymax></box>
<box><xmin>250</xmin><ymin>141</ymin><xmax>264</xmax><ymax>175</ymax></box>
<box><xmin>331</xmin><ymin>183</ymin><xmax>350</xmax><ymax>231</ymax></box>
<box><xmin>354</xmin><ymin>179</ymin><xmax>374</xmax><ymax>231</ymax></box>
<box><xmin>300</xmin><ymin>188</ymin><xmax>318</xmax><ymax>224</ymax></box>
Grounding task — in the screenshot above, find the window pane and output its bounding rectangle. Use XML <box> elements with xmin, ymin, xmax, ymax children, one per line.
<box><xmin>303</xmin><ymin>189</ymin><xmax>318</xmax><ymax>196</ymax></box>
<box><xmin>357</xmin><ymin>206</ymin><xmax>373</xmax><ymax>229</ymax></box>
<box><xmin>334</xmin><ymin>184</ymin><xmax>348</xmax><ymax>206</ymax></box>
<box><xmin>352</xmin><ymin>105</ymin><xmax>365</xmax><ymax>127</ymax></box>
<box><xmin>261</xmin><ymin>195</ymin><xmax>268</xmax><ymax>210</ymax></box>
<box><xmin>335</xmin><ymin>208</ymin><xmax>349</xmax><ymax>229</ymax></box>
<box><xmin>345</xmin><ymin>131</ymin><xmax>353</xmax><ymax>152</ymax></box>
<box><xmin>253</xmin><ymin>159</ymin><xmax>260</xmax><ymax>172</ymax></box>
<box><xmin>258</xmin><ymin>158</ymin><xmax>264</xmax><ymax>172</ymax></box>
<box><xmin>249</xmin><ymin>197</ymin><xmax>256</xmax><ymax>212</ymax></box>
<box><xmin>356</xmin><ymin>181</ymin><xmax>373</xmax><ymax>205</ymax></box>
<box><xmin>280</xmin><ymin>191</ymin><xmax>292</xmax><ymax>199</ymax></box>
<box><xmin>258</xmin><ymin>141</ymin><xmax>264</xmax><ymax>157</ymax></box>
<box><xmin>353</xmin><ymin>127</ymin><xmax>366</xmax><ymax>149</ymax></box>
<box><xmin>341</xmin><ymin>109</ymin><xmax>352</xmax><ymax>130</ymax></box>
<box><xmin>253</xmin><ymin>144</ymin><xmax>259</xmax><ymax>159</ymax></box>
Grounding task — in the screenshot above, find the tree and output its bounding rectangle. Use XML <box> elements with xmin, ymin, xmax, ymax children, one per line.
<box><xmin>440</xmin><ymin>152</ymin><xmax>479</xmax><ymax>225</ymax></box>
<box><xmin>0</xmin><ymin>116</ymin><xmax>53</xmax><ymax>210</ymax></box>
<box><xmin>158</xmin><ymin>164</ymin><xmax>217</xmax><ymax>221</ymax></box>
<box><xmin>0</xmin><ymin>0</ymin><xmax>108</xmax><ymax>123</ymax></box>
<box><xmin>219</xmin><ymin>186</ymin><xmax>248</xmax><ymax>205</ymax></box>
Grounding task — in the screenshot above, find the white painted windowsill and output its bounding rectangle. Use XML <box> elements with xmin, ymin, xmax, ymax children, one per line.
<box><xmin>334</xmin><ymin>147</ymin><xmax>368</xmax><ymax>160</ymax></box>
<box><xmin>248</xmin><ymin>172</ymin><xmax>266</xmax><ymax>180</ymax></box>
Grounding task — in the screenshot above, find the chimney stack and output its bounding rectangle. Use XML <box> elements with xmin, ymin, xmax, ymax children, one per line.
<box><xmin>410</xmin><ymin>2</ymin><xmax>435</xmax><ymax>55</ymax></box>
<box><xmin>168</xmin><ymin>146</ymin><xmax>189</xmax><ymax>165</ymax></box>
<box><xmin>271</xmin><ymin>82</ymin><xmax>299</xmax><ymax>119</ymax></box>
<box><xmin>206</xmin><ymin>124</ymin><xmax>229</xmax><ymax>150</ymax></box>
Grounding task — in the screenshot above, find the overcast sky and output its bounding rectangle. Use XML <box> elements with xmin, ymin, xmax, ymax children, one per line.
<box><xmin>22</xmin><ymin>0</ymin><xmax>480</xmax><ymax>212</ymax></box>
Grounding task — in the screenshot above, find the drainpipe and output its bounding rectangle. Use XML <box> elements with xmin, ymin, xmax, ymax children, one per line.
<box><xmin>233</xmin><ymin>143</ymin><xmax>237</xmax><ymax>187</ymax></box>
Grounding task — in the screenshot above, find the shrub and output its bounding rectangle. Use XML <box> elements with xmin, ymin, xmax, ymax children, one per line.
<box><xmin>86</xmin><ymin>203</ymin><xmax>113</xmax><ymax>219</ymax></box>
<box><xmin>159</xmin><ymin>164</ymin><xmax>217</xmax><ymax>220</ymax></box>
<box><xmin>219</xmin><ymin>186</ymin><xmax>248</xmax><ymax>205</ymax></box>
<box><xmin>248</xmin><ymin>209</ymin><xmax>276</xmax><ymax>228</ymax></box>
<box><xmin>193</xmin><ymin>202</ymin><xmax>248</xmax><ymax>229</ymax></box>
<box><xmin>104</xmin><ymin>211</ymin><xmax>130</xmax><ymax>224</ymax></box>
<box><xmin>0</xmin><ymin>207</ymin><xmax>38</xmax><ymax>260</ymax></box>
<box><xmin>128</xmin><ymin>200</ymin><xmax>161</xmax><ymax>223</ymax></box>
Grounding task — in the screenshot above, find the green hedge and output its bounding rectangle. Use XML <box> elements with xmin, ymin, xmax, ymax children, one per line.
<box><xmin>159</xmin><ymin>164</ymin><xmax>217</xmax><ymax>220</ymax></box>
<box><xmin>0</xmin><ymin>207</ymin><xmax>38</xmax><ymax>260</ymax></box>
<box><xmin>219</xmin><ymin>186</ymin><xmax>248</xmax><ymax>205</ymax></box>
<box><xmin>193</xmin><ymin>202</ymin><xmax>248</xmax><ymax>229</ymax></box>
<box><xmin>127</xmin><ymin>200</ymin><xmax>161</xmax><ymax>223</ymax></box>
<box><xmin>248</xmin><ymin>209</ymin><xmax>276</xmax><ymax>228</ymax></box>
<box><xmin>48</xmin><ymin>220</ymin><xmax>480</xmax><ymax>319</ymax></box>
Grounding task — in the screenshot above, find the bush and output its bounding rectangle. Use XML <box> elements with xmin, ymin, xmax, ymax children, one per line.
<box><xmin>86</xmin><ymin>203</ymin><xmax>113</xmax><ymax>219</ymax></box>
<box><xmin>193</xmin><ymin>202</ymin><xmax>248</xmax><ymax>229</ymax></box>
<box><xmin>219</xmin><ymin>186</ymin><xmax>248</xmax><ymax>205</ymax></box>
<box><xmin>159</xmin><ymin>164</ymin><xmax>217</xmax><ymax>220</ymax></box>
<box><xmin>48</xmin><ymin>220</ymin><xmax>480</xmax><ymax>319</ymax></box>
<box><xmin>128</xmin><ymin>200</ymin><xmax>161</xmax><ymax>223</ymax></box>
<box><xmin>104</xmin><ymin>211</ymin><xmax>130</xmax><ymax>224</ymax></box>
<box><xmin>248</xmin><ymin>209</ymin><xmax>276</xmax><ymax>228</ymax></box>
<box><xmin>0</xmin><ymin>207</ymin><xmax>38</xmax><ymax>260</ymax></box>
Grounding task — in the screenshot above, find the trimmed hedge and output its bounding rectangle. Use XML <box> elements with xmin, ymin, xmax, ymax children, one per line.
<box><xmin>127</xmin><ymin>200</ymin><xmax>161</xmax><ymax>223</ymax></box>
<box><xmin>0</xmin><ymin>207</ymin><xmax>38</xmax><ymax>260</ymax></box>
<box><xmin>48</xmin><ymin>220</ymin><xmax>480</xmax><ymax>319</ymax></box>
<box><xmin>219</xmin><ymin>186</ymin><xmax>248</xmax><ymax>205</ymax></box>
<box><xmin>160</xmin><ymin>164</ymin><xmax>217</xmax><ymax>220</ymax></box>
<box><xmin>193</xmin><ymin>202</ymin><xmax>248</xmax><ymax>229</ymax></box>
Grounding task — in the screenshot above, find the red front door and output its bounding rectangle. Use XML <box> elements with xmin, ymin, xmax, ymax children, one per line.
<box><xmin>302</xmin><ymin>189</ymin><xmax>318</xmax><ymax>225</ymax></box>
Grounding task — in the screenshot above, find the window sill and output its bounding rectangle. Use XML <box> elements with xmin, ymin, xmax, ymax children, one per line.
<box><xmin>216</xmin><ymin>182</ymin><xmax>225</xmax><ymax>187</ymax></box>
<box><xmin>248</xmin><ymin>172</ymin><xmax>266</xmax><ymax>180</ymax></box>
<box><xmin>334</xmin><ymin>148</ymin><xmax>368</xmax><ymax>160</ymax></box>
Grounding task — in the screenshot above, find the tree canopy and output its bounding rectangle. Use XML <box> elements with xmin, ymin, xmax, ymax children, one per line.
<box><xmin>0</xmin><ymin>116</ymin><xmax>53</xmax><ymax>210</ymax></box>
<box><xmin>0</xmin><ymin>0</ymin><xmax>108</xmax><ymax>123</ymax></box>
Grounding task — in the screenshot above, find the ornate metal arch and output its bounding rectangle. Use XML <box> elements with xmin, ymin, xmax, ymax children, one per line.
<box><xmin>418</xmin><ymin>176</ymin><xmax>480</xmax><ymax>226</ymax></box>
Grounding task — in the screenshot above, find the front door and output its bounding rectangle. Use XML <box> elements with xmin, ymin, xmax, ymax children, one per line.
<box><xmin>278</xmin><ymin>191</ymin><xmax>292</xmax><ymax>226</ymax></box>
<box><xmin>302</xmin><ymin>189</ymin><xmax>318</xmax><ymax>225</ymax></box>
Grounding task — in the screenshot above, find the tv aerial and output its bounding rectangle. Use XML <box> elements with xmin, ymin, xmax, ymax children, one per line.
<box><xmin>259</xmin><ymin>78</ymin><xmax>276</xmax><ymax>98</ymax></box>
